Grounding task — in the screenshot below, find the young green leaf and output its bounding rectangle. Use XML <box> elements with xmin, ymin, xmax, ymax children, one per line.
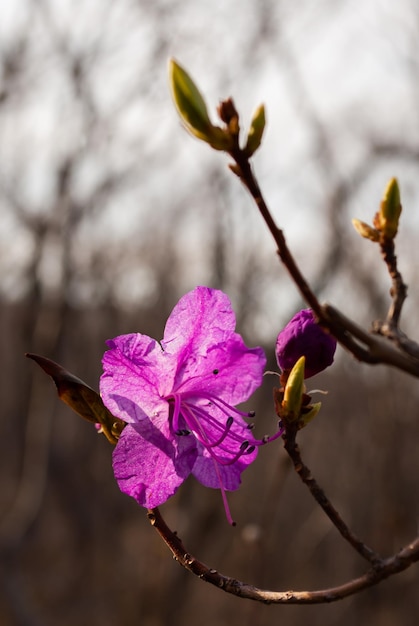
<box><xmin>243</xmin><ymin>104</ymin><xmax>266</xmax><ymax>157</ymax></box>
<box><xmin>352</xmin><ymin>218</ymin><xmax>380</xmax><ymax>242</ymax></box>
<box><xmin>169</xmin><ymin>59</ymin><xmax>232</xmax><ymax>150</ymax></box>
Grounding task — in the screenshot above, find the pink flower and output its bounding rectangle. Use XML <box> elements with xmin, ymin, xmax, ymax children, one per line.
<box><xmin>100</xmin><ymin>287</ymin><xmax>266</xmax><ymax>523</ymax></box>
<box><xmin>276</xmin><ymin>309</ymin><xmax>336</xmax><ymax>379</ymax></box>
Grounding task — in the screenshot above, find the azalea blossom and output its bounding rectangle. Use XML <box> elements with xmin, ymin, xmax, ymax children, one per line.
<box><xmin>276</xmin><ymin>309</ymin><xmax>337</xmax><ymax>379</ymax></box>
<box><xmin>100</xmin><ymin>286</ymin><xmax>269</xmax><ymax>524</ymax></box>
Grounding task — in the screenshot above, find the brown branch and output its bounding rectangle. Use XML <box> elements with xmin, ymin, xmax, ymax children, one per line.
<box><xmin>323</xmin><ymin>304</ymin><xmax>419</xmax><ymax>376</ymax></box>
<box><xmin>282</xmin><ymin>424</ymin><xmax>380</xmax><ymax>564</ymax></box>
<box><xmin>229</xmin><ymin>151</ymin><xmax>322</xmax><ymax>315</ymax></box>
<box><xmin>380</xmin><ymin>238</ymin><xmax>407</xmax><ymax>328</ymax></box>
<box><xmin>370</xmin><ymin>238</ymin><xmax>419</xmax><ymax>359</ymax></box>
<box><xmin>227</xmin><ymin>141</ymin><xmax>419</xmax><ymax>378</ymax></box>
<box><xmin>148</xmin><ymin>507</ymin><xmax>419</xmax><ymax>604</ymax></box>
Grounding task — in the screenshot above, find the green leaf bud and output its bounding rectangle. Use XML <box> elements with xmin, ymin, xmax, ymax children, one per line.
<box><xmin>243</xmin><ymin>104</ymin><xmax>266</xmax><ymax>157</ymax></box>
<box><xmin>299</xmin><ymin>401</ymin><xmax>322</xmax><ymax>429</ymax></box>
<box><xmin>282</xmin><ymin>356</ymin><xmax>305</xmax><ymax>421</ymax></box>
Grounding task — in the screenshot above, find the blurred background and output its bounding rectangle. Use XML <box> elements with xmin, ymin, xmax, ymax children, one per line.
<box><xmin>1</xmin><ymin>0</ymin><xmax>419</xmax><ymax>624</ymax></box>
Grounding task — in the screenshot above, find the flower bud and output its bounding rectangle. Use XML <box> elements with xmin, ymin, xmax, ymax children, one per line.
<box><xmin>276</xmin><ymin>309</ymin><xmax>336</xmax><ymax>379</ymax></box>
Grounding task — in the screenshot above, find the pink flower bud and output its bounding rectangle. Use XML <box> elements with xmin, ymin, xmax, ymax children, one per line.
<box><xmin>276</xmin><ymin>309</ymin><xmax>336</xmax><ymax>379</ymax></box>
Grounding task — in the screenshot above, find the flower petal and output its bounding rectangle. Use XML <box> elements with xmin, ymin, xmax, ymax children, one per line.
<box><xmin>192</xmin><ymin>449</ymin><xmax>256</xmax><ymax>490</ymax></box>
<box><xmin>192</xmin><ymin>439</ymin><xmax>257</xmax><ymax>490</ymax></box>
<box><xmin>113</xmin><ymin>421</ymin><xmax>197</xmax><ymax>508</ymax></box>
<box><xmin>100</xmin><ymin>333</ymin><xmax>173</xmax><ymax>423</ymax></box>
<box><xmin>174</xmin><ymin>335</ymin><xmax>266</xmax><ymax>406</ymax></box>
<box><xmin>161</xmin><ymin>286</ymin><xmax>236</xmax><ymax>359</ymax></box>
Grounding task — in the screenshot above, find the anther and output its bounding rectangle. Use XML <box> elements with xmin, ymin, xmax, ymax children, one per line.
<box><xmin>213</xmin><ymin>369</ymin><xmax>219</xmax><ymax>375</ymax></box>
<box><xmin>248</xmin><ymin>410</ymin><xmax>256</xmax><ymax>417</ymax></box>
<box><xmin>175</xmin><ymin>429</ymin><xmax>191</xmax><ymax>436</ymax></box>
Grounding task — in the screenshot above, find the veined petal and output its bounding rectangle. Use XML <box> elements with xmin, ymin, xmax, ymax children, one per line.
<box><xmin>100</xmin><ymin>333</ymin><xmax>171</xmax><ymax>423</ymax></box>
<box><xmin>174</xmin><ymin>335</ymin><xmax>266</xmax><ymax>405</ymax></box>
<box><xmin>192</xmin><ymin>449</ymin><xmax>257</xmax><ymax>490</ymax></box>
<box><xmin>161</xmin><ymin>286</ymin><xmax>236</xmax><ymax>360</ymax></box>
<box><xmin>113</xmin><ymin>421</ymin><xmax>197</xmax><ymax>508</ymax></box>
<box><xmin>192</xmin><ymin>419</ymin><xmax>257</xmax><ymax>490</ymax></box>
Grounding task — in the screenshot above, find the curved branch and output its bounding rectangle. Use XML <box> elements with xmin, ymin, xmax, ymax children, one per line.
<box><xmin>283</xmin><ymin>424</ymin><xmax>380</xmax><ymax>564</ymax></box>
<box><xmin>148</xmin><ymin>507</ymin><xmax>419</xmax><ymax>604</ymax></box>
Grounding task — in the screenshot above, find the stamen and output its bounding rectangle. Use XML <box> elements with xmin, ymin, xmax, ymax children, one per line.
<box><xmin>165</xmin><ymin>389</ymin><xmax>261</xmax><ymax>525</ymax></box>
<box><xmin>181</xmin><ymin>390</ymin><xmax>256</xmax><ymax>420</ymax></box>
<box><xmin>188</xmin><ymin>403</ymin><xmax>245</xmax><ymax>448</ymax></box>
<box><xmin>173</xmin><ymin>400</ymin><xmax>239</xmax><ymax>525</ymax></box>
<box><xmin>177</xmin><ymin>403</ymin><xmax>228</xmax><ymax>457</ymax></box>
<box><xmin>210</xmin><ymin>457</ymin><xmax>236</xmax><ymax>526</ymax></box>
<box><xmin>205</xmin><ymin>416</ymin><xmax>234</xmax><ymax>448</ymax></box>
<box><xmin>215</xmin><ymin>440</ymin><xmax>252</xmax><ymax>466</ymax></box>
<box><xmin>179</xmin><ymin>401</ymin><xmax>254</xmax><ymax>468</ymax></box>
<box><xmin>253</xmin><ymin>423</ymin><xmax>285</xmax><ymax>447</ymax></box>
<box><xmin>170</xmin><ymin>394</ymin><xmax>182</xmax><ymax>433</ymax></box>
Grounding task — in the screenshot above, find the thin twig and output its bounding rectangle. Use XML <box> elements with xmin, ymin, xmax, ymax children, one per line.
<box><xmin>369</xmin><ymin>238</ymin><xmax>419</xmax><ymax>359</ymax></box>
<box><xmin>229</xmin><ymin>150</ymin><xmax>322</xmax><ymax>315</ymax></box>
<box><xmin>282</xmin><ymin>424</ymin><xmax>380</xmax><ymax>565</ymax></box>
<box><xmin>380</xmin><ymin>238</ymin><xmax>407</xmax><ymax>329</ymax></box>
<box><xmin>227</xmin><ymin>141</ymin><xmax>419</xmax><ymax>378</ymax></box>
